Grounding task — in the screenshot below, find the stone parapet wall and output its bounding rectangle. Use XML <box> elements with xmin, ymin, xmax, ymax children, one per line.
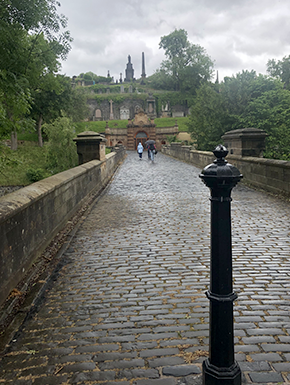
<box><xmin>227</xmin><ymin>155</ymin><xmax>290</xmax><ymax>197</ymax></box>
<box><xmin>0</xmin><ymin>147</ymin><xmax>126</xmax><ymax>306</ymax></box>
<box><xmin>156</xmin><ymin>126</ymin><xmax>178</xmax><ymax>134</ymax></box>
<box><xmin>161</xmin><ymin>143</ymin><xmax>290</xmax><ymax>197</ymax></box>
<box><xmin>106</xmin><ymin>128</ymin><xmax>127</xmax><ymax>135</ymax></box>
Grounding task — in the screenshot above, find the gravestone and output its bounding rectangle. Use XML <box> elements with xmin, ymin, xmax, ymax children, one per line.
<box><xmin>120</xmin><ymin>108</ymin><xmax>130</xmax><ymax>120</ymax></box>
<box><xmin>95</xmin><ymin>109</ymin><xmax>102</xmax><ymax>121</ymax></box>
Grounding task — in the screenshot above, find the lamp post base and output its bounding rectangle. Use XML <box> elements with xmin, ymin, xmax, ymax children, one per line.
<box><xmin>203</xmin><ymin>359</ymin><xmax>241</xmax><ymax>385</ymax></box>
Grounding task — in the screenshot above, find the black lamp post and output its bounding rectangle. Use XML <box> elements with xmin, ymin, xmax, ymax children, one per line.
<box><xmin>200</xmin><ymin>145</ymin><xmax>242</xmax><ymax>385</ymax></box>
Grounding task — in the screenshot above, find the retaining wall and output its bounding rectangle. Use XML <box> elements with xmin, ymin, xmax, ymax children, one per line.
<box><xmin>161</xmin><ymin>143</ymin><xmax>290</xmax><ymax>197</ymax></box>
<box><xmin>0</xmin><ymin>147</ymin><xmax>126</xmax><ymax>306</ymax></box>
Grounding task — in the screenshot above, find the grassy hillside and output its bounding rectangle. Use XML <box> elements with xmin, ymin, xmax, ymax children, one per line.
<box><xmin>155</xmin><ymin>117</ymin><xmax>189</xmax><ymax>132</ymax></box>
<box><xmin>0</xmin><ymin>142</ymin><xmax>49</xmax><ymax>186</ymax></box>
<box><xmin>74</xmin><ymin>119</ymin><xmax>128</xmax><ymax>133</ymax></box>
<box><xmin>75</xmin><ymin>117</ymin><xmax>189</xmax><ymax>133</ymax></box>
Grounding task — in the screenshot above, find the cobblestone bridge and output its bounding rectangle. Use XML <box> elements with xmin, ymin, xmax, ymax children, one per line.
<box><xmin>1</xmin><ymin>151</ymin><xmax>290</xmax><ymax>384</ymax></box>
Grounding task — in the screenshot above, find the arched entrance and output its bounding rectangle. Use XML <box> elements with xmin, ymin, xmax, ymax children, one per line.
<box><xmin>134</xmin><ymin>131</ymin><xmax>148</xmax><ymax>150</ymax></box>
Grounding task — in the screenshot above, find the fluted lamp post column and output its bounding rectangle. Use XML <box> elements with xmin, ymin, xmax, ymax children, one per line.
<box><xmin>199</xmin><ymin>145</ymin><xmax>242</xmax><ymax>385</ymax></box>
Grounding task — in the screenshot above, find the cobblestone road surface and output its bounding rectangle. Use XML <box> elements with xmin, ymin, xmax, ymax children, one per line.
<box><xmin>1</xmin><ymin>151</ymin><xmax>290</xmax><ymax>385</ymax></box>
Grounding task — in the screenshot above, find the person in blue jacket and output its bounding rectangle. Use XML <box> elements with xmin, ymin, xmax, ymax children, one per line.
<box><xmin>137</xmin><ymin>142</ymin><xmax>144</xmax><ymax>159</ymax></box>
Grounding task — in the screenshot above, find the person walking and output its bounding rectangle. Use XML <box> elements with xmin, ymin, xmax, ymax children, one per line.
<box><xmin>147</xmin><ymin>141</ymin><xmax>156</xmax><ymax>161</ymax></box>
<box><xmin>137</xmin><ymin>142</ymin><xmax>144</xmax><ymax>159</ymax></box>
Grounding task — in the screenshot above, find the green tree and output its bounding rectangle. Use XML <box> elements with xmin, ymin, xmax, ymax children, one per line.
<box><xmin>31</xmin><ymin>74</ymin><xmax>88</xmax><ymax>147</ymax></box>
<box><xmin>65</xmin><ymin>87</ymin><xmax>89</xmax><ymax>122</ymax></box>
<box><xmin>187</xmin><ymin>67</ymin><xmax>290</xmax><ymax>158</ymax></box>
<box><xmin>221</xmin><ymin>71</ymin><xmax>280</xmax><ymax>130</ymax></box>
<box><xmin>267</xmin><ymin>55</ymin><xmax>290</xmax><ymax>89</ymax></box>
<box><xmin>31</xmin><ymin>74</ymin><xmax>68</xmax><ymax>146</ymax></box>
<box><xmin>0</xmin><ymin>0</ymin><xmax>72</xmax><ymax>148</ymax></box>
<box><xmin>0</xmin><ymin>70</ymin><xmax>33</xmax><ymax>147</ymax></box>
<box><xmin>187</xmin><ymin>83</ymin><xmax>227</xmax><ymax>150</ymax></box>
<box><xmin>159</xmin><ymin>29</ymin><xmax>214</xmax><ymax>92</ymax></box>
<box><xmin>240</xmin><ymin>85</ymin><xmax>290</xmax><ymax>160</ymax></box>
<box><xmin>147</xmin><ymin>69</ymin><xmax>174</xmax><ymax>91</ymax></box>
<box><xmin>0</xmin><ymin>13</ymin><xmax>32</xmax><ymax>146</ymax></box>
<box><xmin>221</xmin><ymin>70</ymin><xmax>257</xmax><ymax>127</ymax></box>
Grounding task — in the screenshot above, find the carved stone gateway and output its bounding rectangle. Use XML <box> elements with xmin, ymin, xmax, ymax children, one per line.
<box><xmin>105</xmin><ymin>110</ymin><xmax>178</xmax><ymax>150</ymax></box>
<box><xmin>132</xmin><ymin>110</ymin><xmax>151</xmax><ymax>127</ymax></box>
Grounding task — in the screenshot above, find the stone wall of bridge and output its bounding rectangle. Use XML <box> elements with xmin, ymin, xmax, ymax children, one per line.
<box><xmin>161</xmin><ymin>143</ymin><xmax>290</xmax><ymax>198</ymax></box>
<box><xmin>0</xmin><ymin>147</ymin><xmax>126</xmax><ymax>306</ymax></box>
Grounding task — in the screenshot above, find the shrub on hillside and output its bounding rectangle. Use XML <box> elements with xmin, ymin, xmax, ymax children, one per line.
<box><xmin>43</xmin><ymin>117</ymin><xmax>78</xmax><ymax>173</ymax></box>
<box><xmin>26</xmin><ymin>168</ymin><xmax>46</xmax><ymax>182</ymax></box>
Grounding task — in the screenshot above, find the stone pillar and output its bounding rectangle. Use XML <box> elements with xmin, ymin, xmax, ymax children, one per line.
<box><xmin>222</xmin><ymin>128</ymin><xmax>267</xmax><ymax>157</ymax></box>
<box><xmin>105</xmin><ymin>122</ymin><xmax>112</xmax><ymax>147</ymax></box>
<box><xmin>200</xmin><ymin>145</ymin><xmax>242</xmax><ymax>385</ymax></box>
<box><xmin>73</xmin><ymin>131</ymin><xmax>107</xmax><ymax>165</ymax></box>
<box><xmin>141</xmin><ymin>52</ymin><xmax>146</xmax><ymax>82</ymax></box>
<box><xmin>109</xmin><ymin>100</ymin><xmax>114</xmax><ymax>120</ymax></box>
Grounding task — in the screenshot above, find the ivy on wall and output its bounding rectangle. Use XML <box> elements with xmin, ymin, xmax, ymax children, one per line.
<box><xmin>87</xmin><ymin>93</ymin><xmax>149</xmax><ymax>105</ymax></box>
<box><xmin>153</xmin><ymin>92</ymin><xmax>194</xmax><ymax>115</ymax></box>
<box><xmin>79</xmin><ymin>83</ymin><xmax>194</xmax><ymax>117</ymax></box>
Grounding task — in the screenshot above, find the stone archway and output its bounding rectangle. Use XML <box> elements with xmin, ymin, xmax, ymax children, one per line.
<box><xmin>134</xmin><ymin>131</ymin><xmax>148</xmax><ymax>150</ymax></box>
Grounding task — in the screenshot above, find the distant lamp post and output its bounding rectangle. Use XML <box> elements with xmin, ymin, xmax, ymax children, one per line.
<box><xmin>200</xmin><ymin>145</ymin><xmax>242</xmax><ymax>385</ymax></box>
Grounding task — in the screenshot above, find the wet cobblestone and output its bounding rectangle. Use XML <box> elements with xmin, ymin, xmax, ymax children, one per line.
<box><xmin>0</xmin><ymin>151</ymin><xmax>290</xmax><ymax>384</ymax></box>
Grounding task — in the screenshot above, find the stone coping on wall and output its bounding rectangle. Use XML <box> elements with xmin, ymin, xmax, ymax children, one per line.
<box><xmin>161</xmin><ymin>144</ymin><xmax>290</xmax><ymax>198</ymax></box>
<box><xmin>0</xmin><ymin>159</ymin><xmax>101</xmax><ymax>219</ymax></box>
<box><xmin>0</xmin><ymin>148</ymin><xmax>126</xmax><ymax>307</ymax></box>
<box><xmin>227</xmin><ymin>154</ymin><xmax>290</xmax><ymax>168</ymax></box>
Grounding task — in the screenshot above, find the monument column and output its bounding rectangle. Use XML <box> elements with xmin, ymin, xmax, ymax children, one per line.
<box><xmin>141</xmin><ymin>52</ymin><xmax>146</xmax><ymax>84</ymax></box>
<box><xmin>109</xmin><ymin>100</ymin><xmax>114</xmax><ymax>120</ymax></box>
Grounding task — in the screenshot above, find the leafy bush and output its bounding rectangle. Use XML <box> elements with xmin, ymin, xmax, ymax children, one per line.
<box><xmin>166</xmin><ymin>135</ymin><xmax>177</xmax><ymax>144</ymax></box>
<box><xmin>26</xmin><ymin>168</ymin><xmax>45</xmax><ymax>182</ymax></box>
<box><xmin>43</xmin><ymin>116</ymin><xmax>78</xmax><ymax>173</ymax></box>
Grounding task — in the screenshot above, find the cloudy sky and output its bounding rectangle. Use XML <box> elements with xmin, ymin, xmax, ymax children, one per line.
<box><xmin>58</xmin><ymin>0</ymin><xmax>290</xmax><ymax>82</ymax></box>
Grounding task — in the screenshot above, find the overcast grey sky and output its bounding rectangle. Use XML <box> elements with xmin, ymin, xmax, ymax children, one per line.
<box><xmin>58</xmin><ymin>0</ymin><xmax>290</xmax><ymax>82</ymax></box>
